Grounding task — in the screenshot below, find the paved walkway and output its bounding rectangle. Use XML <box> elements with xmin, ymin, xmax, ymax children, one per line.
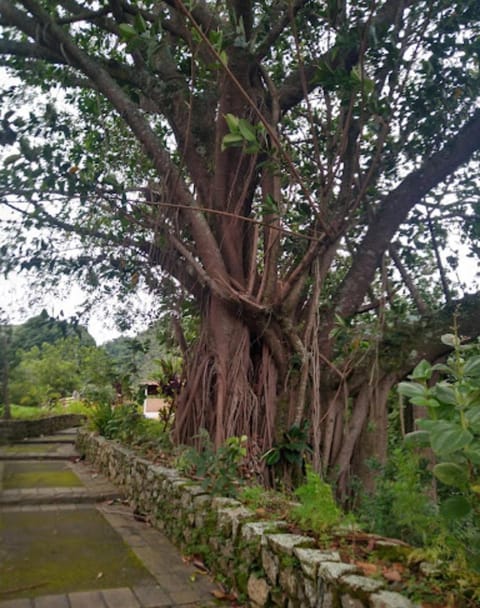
<box><xmin>0</xmin><ymin>428</ymin><xmax>226</xmax><ymax>608</ymax></box>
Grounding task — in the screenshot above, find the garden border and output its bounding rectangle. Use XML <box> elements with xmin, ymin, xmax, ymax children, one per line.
<box><xmin>0</xmin><ymin>414</ymin><xmax>86</xmax><ymax>444</ymax></box>
<box><xmin>76</xmin><ymin>429</ymin><xmax>415</xmax><ymax>608</ymax></box>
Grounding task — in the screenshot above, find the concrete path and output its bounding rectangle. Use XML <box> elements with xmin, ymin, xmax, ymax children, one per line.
<box><xmin>0</xmin><ymin>428</ymin><xmax>227</xmax><ymax>608</ymax></box>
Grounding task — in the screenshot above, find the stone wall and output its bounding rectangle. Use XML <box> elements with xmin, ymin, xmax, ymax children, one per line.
<box><xmin>76</xmin><ymin>429</ymin><xmax>415</xmax><ymax>608</ymax></box>
<box><xmin>0</xmin><ymin>414</ymin><xmax>86</xmax><ymax>443</ymax></box>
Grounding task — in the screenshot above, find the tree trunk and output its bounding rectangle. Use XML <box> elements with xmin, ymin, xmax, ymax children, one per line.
<box><xmin>174</xmin><ymin>293</ymin><xmax>399</xmax><ymax>495</ymax></box>
<box><xmin>174</xmin><ymin>295</ymin><xmax>288</xmax><ymax>455</ymax></box>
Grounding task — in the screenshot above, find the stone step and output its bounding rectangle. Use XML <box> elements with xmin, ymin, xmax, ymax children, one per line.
<box><xmin>0</xmin><ymin>487</ymin><xmax>122</xmax><ymax>506</ymax></box>
<box><xmin>18</xmin><ymin>437</ymin><xmax>77</xmax><ymax>444</ymax></box>
<box><xmin>0</xmin><ymin>445</ymin><xmax>79</xmax><ymax>461</ymax></box>
<box><xmin>0</xmin><ymin>454</ymin><xmax>78</xmax><ymax>461</ymax></box>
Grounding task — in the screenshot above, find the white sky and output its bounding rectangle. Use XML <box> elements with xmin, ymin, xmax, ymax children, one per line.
<box><xmin>0</xmin><ymin>273</ymin><xmax>130</xmax><ymax>344</ymax></box>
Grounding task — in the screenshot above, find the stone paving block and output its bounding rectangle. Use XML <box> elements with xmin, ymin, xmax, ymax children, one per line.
<box><xmin>150</xmin><ymin>573</ymin><xmax>190</xmax><ymax>593</ymax></box>
<box><xmin>68</xmin><ymin>590</ymin><xmax>106</xmax><ymax>607</ymax></box>
<box><xmin>168</xmin><ymin>587</ymin><xmax>209</xmax><ymax>605</ymax></box>
<box><xmin>34</xmin><ymin>594</ymin><xmax>69</xmax><ymax>608</ymax></box>
<box><xmin>101</xmin><ymin>587</ymin><xmax>141</xmax><ymax>608</ymax></box>
<box><xmin>121</xmin><ymin>532</ymin><xmax>145</xmax><ymax>547</ymax></box>
<box><xmin>133</xmin><ymin>585</ymin><xmax>172</xmax><ymax>608</ymax></box>
<box><xmin>0</xmin><ymin>599</ymin><xmax>32</xmax><ymax>608</ymax></box>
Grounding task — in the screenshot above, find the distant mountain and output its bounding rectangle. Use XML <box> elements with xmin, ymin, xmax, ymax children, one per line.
<box><xmin>11</xmin><ymin>309</ymin><xmax>95</xmax><ymax>353</ymax></box>
<box><xmin>103</xmin><ymin>319</ymin><xmax>180</xmax><ymax>387</ymax></box>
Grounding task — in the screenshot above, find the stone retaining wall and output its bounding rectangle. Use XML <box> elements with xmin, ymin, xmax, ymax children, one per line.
<box><xmin>76</xmin><ymin>429</ymin><xmax>415</xmax><ymax>608</ymax></box>
<box><xmin>0</xmin><ymin>414</ymin><xmax>86</xmax><ymax>443</ymax></box>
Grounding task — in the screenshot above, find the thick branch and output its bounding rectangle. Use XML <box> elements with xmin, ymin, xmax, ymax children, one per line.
<box><xmin>0</xmin><ymin>39</ymin><xmax>65</xmax><ymax>62</ymax></box>
<box><xmin>278</xmin><ymin>0</ymin><xmax>414</xmax><ymax>112</ymax></box>
<box><xmin>382</xmin><ymin>291</ymin><xmax>480</xmax><ymax>378</ymax></box>
<box><xmin>339</xmin><ymin>291</ymin><xmax>480</xmax><ymax>404</ymax></box>
<box><xmin>335</xmin><ymin>108</ymin><xmax>480</xmax><ymax>319</ymax></box>
<box><xmin>255</xmin><ymin>0</ymin><xmax>310</xmax><ymax>59</ymax></box>
<box><xmin>6</xmin><ymin>0</ymin><xmax>230</xmax><ymax>293</ymax></box>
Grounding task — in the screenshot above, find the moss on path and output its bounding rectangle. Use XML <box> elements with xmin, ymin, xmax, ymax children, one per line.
<box><xmin>0</xmin><ymin>508</ymin><xmax>157</xmax><ymax>599</ymax></box>
<box><xmin>2</xmin><ymin>461</ymin><xmax>82</xmax><ymax>489</ymax></box>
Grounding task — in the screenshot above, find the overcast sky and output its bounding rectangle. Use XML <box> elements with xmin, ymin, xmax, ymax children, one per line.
<box><xmin>0</xmin><ymin>272</ymin><xmax>129</xmax><ymax>343</ymax></box>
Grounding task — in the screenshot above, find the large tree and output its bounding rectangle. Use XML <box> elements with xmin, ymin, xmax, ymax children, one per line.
<box><xmin>1</xmin><ymin>1</ymin><xmax>480</xmax><ymax>494</ymax></box>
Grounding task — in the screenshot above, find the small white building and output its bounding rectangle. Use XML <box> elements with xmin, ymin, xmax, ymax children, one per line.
<box><xmin>142</xmin><ymin>382</ymin><xmax>170</xmax><ymax>419</ymax></box>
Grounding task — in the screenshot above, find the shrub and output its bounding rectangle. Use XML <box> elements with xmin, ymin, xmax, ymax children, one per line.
<box><xmin>356</xmin><ymin>449</ymin><xmax>439</xmax><ymax>546</ymax></box>
<box><xmin>292</xmin><ymin>466</ymin><xmax>344</xmax><ymax>533</ymax></box>
<box><xmin>398</xmin><ymin>333</ymin><xmax>480</xmax><ymax>570</ymax></box>
<box><xmin>89</xmin><ymin>402</ymin><xmax>116</xmax><ymax>436</ymax></box>
<box><xmin>176</xmin><ymin>430</ymin><xmax>247</xmax><ymax>497</ymax></box>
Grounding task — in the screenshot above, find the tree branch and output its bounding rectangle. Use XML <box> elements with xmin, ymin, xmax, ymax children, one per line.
<box><xmin>278</xmin><ymin>0</ymin><xmax>414</xmax><ymax>112</ymax></box>
<box><xmin>0</xmin><ymin>39</ymin><xmax>65</xmax><ymax>63</ymax></box>
<box><xmin>335</xmin><ymin>108</ymin><xmax>480</xmax><ymax>319</ymax></box>
<box><xmin>389</xmin><ymin>244</ymin><xmax>429</xmax><ymax>314</ymax></box>
<box><xmin>4</xmin><ymin>0</ymin><xmax>231</xmax><ymax>293</ymax></box>
<box><xmin>382</xmin><ymin>291</ymin><xmax>480</xmax><ymax>377</ymax></box>
<box><xmin>255</xmin><ymin>0</ymin><xmax>310</xmax><ymax>61</ymax></box>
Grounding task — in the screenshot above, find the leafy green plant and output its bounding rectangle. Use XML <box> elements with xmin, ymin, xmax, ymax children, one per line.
<box><xmin>291</xmin><ymin>466</ymin><xmax>344</xmax><ymax>533</ymax></box>
<box><xmin>176</xmin><ymin>430</ymin><xmax>247</xmax><ymax>497</ymax></box>
<box><xmin>262</xmin><ymin>422</ymin><xmax>312</xmax><ymax>487</ymax></box>
<box><xmin>221</xmin><ymin>113</ymin><xmax>266</xmax><ymax>154</ymax></box>
<box><xmin>356</xmin><ymin>449</ymin><xmax>439</xmax><ymax>546</ymax></box>
<box><xmin>239</xmin><ymin>484</ymin><xmax>295</xmax><ymax>520</ymax></box>
<box><xmin>398</xmin><ymin>333</ymin><xmax>480</xmax><ymax>569</ymax></box>
<box><xmin>89</xmin><ymin>402</ymin><xmax>116</xmax><ymax>436</ymax></box>
<box><xmin>103</xmin><ymin>403</ymin><xmax>145</xmax><ymax>442</ymax></box>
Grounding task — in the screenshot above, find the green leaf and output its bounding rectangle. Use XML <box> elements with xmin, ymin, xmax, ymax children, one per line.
<box><xmin>238</xmin><ymin>119</ymin><xmax>257</xmax><ymax>143</ymax></box>
<box><xmin>464</xmin><ymin>355</ymin><xmax>480</xmax><ymax>378</ymax></box>
<box><xmin>224</xmin><ymin>113</ymin><xmax>239</xmax><ymax>133</ymax></box>
<box><xmin>430</xmin><ymin>382</ymin><xmax>457</xmax><ymax>406</ymax></box>
<box><xmin>404</xmin><ymin>430</ymin><xmax>431</xmax><ymax>448</ymax></box>
<box><xmin>430</xmin><ymin>423</ymin><xmax>473</xmax><ymax>455</ymax></box>
<box><xmin>218</xmin><ymin>50</ymin><xmax>228</xmax><ymax>65</ymax></box>
<box><xmin>134</xmin><ymin>13</ymin><xmax>147</xmax><ymax>34</ymax></box>
<box><xmin>433</xmin><ymin>462</ymin><xmax>469</xmax><ymax>488</ymax></box>
<box><xmin>410</xmin><ymin>359</ymin><xmax>432</xmax><ymax>381</ymax></box>
<box><xmin>397</xmin><ymin>381</ymin><xmax>427</xmax><ymax>400</ymax></box>
<box><xmin>118</xmin><ymin>23</ymin><xmax>138</xmax><ymax>40</ymax></box>
<box><xmin>441</xmin><ymin>333</ymin><xmax>460</xmax><ymax>347</ymax></box>
<box><xmin>221</xmin><ymin>133</ymin><xmax>244</xmax><ymax>150</ymax></box>
<box><xmin>465</xmin><ymin>406</ymin><xmax>480</xmax><ymax>433</ymax></box>
<box><xmin>417</xmin><ymin>419</ymin><xmax>441</xmax><ymax>432</ymax></box>
<box><xmin>440</xmin><ymin>495</ymin><xmax>472</xmax><ymax>520</ymax></box>
<box><xmin>409</xmin><ymin>396</ymin><xmax>441</xmax><ymax>408</ymax></box>
<box><xmin>262</xmin><ymin>194</ymin><xmax>278</xmax><ymax>215</ymax></box>
<box><xmin>262</xmin><ymin>449</ymin><xmax>280</xmax><ymax>466</ymax></box>
<box><xmin>464</xmin><ymin>445</ymin><xmax>480</xmax><ymax>465</ymax></box>
<box><xmin>431</xmin><ymin>363</ymin><xmax>456</xmax><ymax>375</ymax></box>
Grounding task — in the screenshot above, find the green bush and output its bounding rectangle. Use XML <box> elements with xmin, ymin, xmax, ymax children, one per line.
<box><xmin>89</xmin><ymin>402</ymin><xmax>116</xmax><ymax>436</ymax></box>
<box><xmin>356</xmin><ymin>449</ymin><xmax>439</xmax><ymax>546</ymax></box>
<box><xmin>103</xmin><ymin>404</ymin><xmax>144</xmax><ymax>442</ymax></box>
<box><xmin>292</xmin><ymin>466</ymin><xmax>344</xmax><ymax>533</ymax></box>
<box><xmin>397</xmin><ymin>334</ymin><xmax>480</xmax><ymax>570</ymax></box>
<box><xmin>176</xmin><ymin>430</ymin><xmax>247</xmax><ymax>497</ymax></box>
